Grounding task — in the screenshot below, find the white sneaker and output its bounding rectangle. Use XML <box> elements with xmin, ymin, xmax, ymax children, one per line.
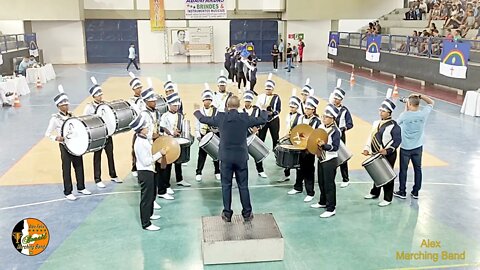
<box><xmin>177</xmin><ymin>180</ymin><xmax>191</xmax><ymax>187</ymax></box>
<box><xmin>195</xmin><ymin>175</ymin><xmax>202</xmax><ymax>182</ymax></box>
<box><xmin>378</xmin><ymin>200</ymin><xmax>392</xmax><ymax>207</ymax></box>
<box><xmin>132</xmin><ymin>171</ymin><xmax>138</xmax><ymax>177</ymax></box>
<box><xmin>111</xmin><ymin>177</ymin><xmax>123</xmax><ymax>183</ymax></box>
<box><xmin>158</xmin><ymin>193</ymin><xmax>175</xmax><ymax>200</ymax></box>
<box><xmin>150</xmin><ymin>214</ymin><xmax>161</xmax><ymax>220</ymax></box>
<box><xmin>304</xmin><ymin>195</ymin><xmax>314</xmax><ymax>202</ymax></box>
<box><xmin>215</xmin><ymin>174</ymin><xmax>221</xmax><ymax>180</ymax></box>
<box><xmin>182</xmin><ymin>162</ymin><xmax>188</xmax><ymax>167</ymax></box>
<box><xmin>364</xmin><ymin>194</ymin><xmax>377</xmax><ymax>199</ymax></box>
<box><xmin>144</xmin><ymin>224</ymin><xmax>160</xmax><ymax>231</ymax></box>
<box><xmin>340</xmin><ymin>182</ymin><xmax>350</xmax><ymax>188</ymax></box>
<box><xmin>320</xmin><ymin>210</ymin><xmax>336</xmax><ymax>218</ymax></box>
<box><xmin>258</xmin><ymin>172</ymin><xmax>268</xmax><ymax>178</ymax></box>
<box><xmin>65</xmin><ymin>194</ymin><xmax>77</xmax><ymax>201</ymax></box>
<box><xmin>78</xmin><ymin>189</ymin><xmax>92</xmax><ymax>195</ymax></box>
<box><xmin>166</xmin><ymin>188</ymin><xmax>175</xmax><ymax>195</ymax></box>
<box><xmin>287</xmin><ymin>189</ymin><xmax>301</xmax><ymax>195</ymax></box>
<box><xmin>277</xmin><ymin>176</ymin><xmax>290</xmax><ymax>182</ymax></box>
<box><xmin>153</xmin><ymin>201</ymin><xmax>161</xmax><ymax>210</ymax></box>
<box><xmin>310</xmin><ymin>203</ymin><xmax>326</xmax><ymax>208</ymax></box>
<box><xmin>96</xmin><ymin>182</ymin><xmax>106</xmax><ymax>188</ymax></box>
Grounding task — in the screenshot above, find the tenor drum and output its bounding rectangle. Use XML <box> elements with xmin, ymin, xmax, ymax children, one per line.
<box><xmin>96</xmin><ymin>100</ymin><xmax>136</xmax><ymax>136</ymax></box>
<box><xmin>62</xmin><ymin>115</ymin><xmax>107</xmax><ymax>156</ymax></box>
<box><xmin>199</xmin><ymin>132</ymin><xmax>220</xmax><ymax>161</ymax></box>
<box><xmin>362</xmin><ymin>154</ymin><xmax>396</xmax><ymax>187</ymax></box>
<box><xmin>155</xmin><ymin>95</ymin><xmax>168</xmax><ymax>115</ymax></box>
<box><xmin>181</xmin><ymin>120</ymin><xmax>193</xmax><ymax>142</ymax></box>
<box><xmin>247</xmin><ymin>135</ymin><xmax>269</xmax><ymax>163</ymax></box>
<box><xmin>275</xmin><ymin>145</ymin><xmax>302</xmax><ymax>169</ymax></box>
<box><xmin>336</xmin><ymin>141</ymin><xmax>353</xmax><ymax>167</ymax></box>
<box><xmin>174</xmin><ymin>138</ymin><xmax>191</xmax><ymax>164</ymax></box>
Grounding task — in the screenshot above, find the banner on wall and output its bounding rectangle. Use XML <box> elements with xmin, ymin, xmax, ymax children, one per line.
<box><xmin>365</xmin><ymin>35</ymin><xmax>381</xmax><ymax>62</ymax></box>
<box><xmin>288</xmin><ymin>33</ymin><xmax>304</xmax><ymax>40</ymax></box>
<box><xmin>150</xmin><ymin>0</ymin><xmax>165</xmax><ymax>31</ymax></box>
<box><xmin>328</xmin><ymin>33</ymin><xmax>339</xmax><ymax>56</ymax></box>
<box><xmin>185</xmin><ymin>0</ymin><xmax>227</xmax><ymax>19</ymax></box>
<box><xmin>25</xmin><ymin>34</ymin><xmax>39</xmax><ymax>57</ymax></box>
<box><xmin>167</xmin><ymin>27</ymin><xmax>212</xmax><ymax>56</ymax></box>
<box><xmin>439</xmin><ymin>41</ymin><xmax>470</xmax><ymax>79</ymax></box>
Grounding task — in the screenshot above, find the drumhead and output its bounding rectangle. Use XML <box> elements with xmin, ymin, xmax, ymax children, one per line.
<box><xmin>246</xmin><ymin>135</ymin><xmax>256</xmax><ymax>146</ymax></box>
<box><xmin>62</xmin><ymin>118</ymin><xmax>89</xmax><ymax>156</ymax></box>
<box><xmin>362</xmin><ymin>154</ymin><xmax>381</xmax><ymax>166</ymax></box>
<box><xmin>199</xmin><ymin>132</ymin><xmax>214</xmax><ymax>147</ymax></box>
<box><xmin>175</xmin><ymin>138</ymin><xmax>191</xmax><ymax>145</ymax></box>
<box><xmin>95</xmin><ymin>104</ymin><xmax>116</xmax><ymax>136</ymax></box>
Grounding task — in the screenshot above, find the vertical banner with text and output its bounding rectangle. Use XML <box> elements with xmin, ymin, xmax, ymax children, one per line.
<box><xmin>439</xmin><ymin>41</ymin><xmax>470</xmax><ymax>79</ymax></box>
<box><xmin>328</xmin><ymin>32</ymin><xmax>339</xmax><ymax>56</ymax></box>
<box><xmin>150</xmin><ymin>0</ymin><xmax>165</xmax><ymax>32</ymax></box>
<box><xmin>365</xmin><ymin>35</ymin><xmax>381</xmax><ymax>62</ymax></box>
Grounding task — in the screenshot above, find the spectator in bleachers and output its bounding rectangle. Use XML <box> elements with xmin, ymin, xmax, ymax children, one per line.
<box><xmin>453</xmin><ymin>29</ymin><xmax>463</xmax><ymax>41</ymax></box>
<box><xmin>444</xmin><ymin>4</ymin><xmax>464</xmax><ymax>29</ymax></box>
<box><xmin>375</xmin><ymin>20</ymin><xmax>382</xmax><ymax>34</ymax></box>
<box><xmin>460</xmin><ymin>10</ymin><xmax>476</xmax><ymax>37</ymax></box>
<box><xmin>419</xmin><ymin>0</ymin><xmax>428</xmax><ymax>19</ymax></box>
<box><xmin>399</xmin><ymin>30</ymin><xmax>418</xmax><ymax>52</ymax></box>
<box><xmin>445</xmin><ymin>28</ymin><xmax>454</xmax><ymax>40</ymax></box>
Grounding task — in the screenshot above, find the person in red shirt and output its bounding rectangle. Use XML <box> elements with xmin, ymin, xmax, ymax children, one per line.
<box><xmin>298</xmin><ymin>38</ymin><xmax>305</xmax><ymax>63</ymax></box>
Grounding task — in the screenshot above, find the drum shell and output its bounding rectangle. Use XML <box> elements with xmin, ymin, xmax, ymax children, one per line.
<box><xmin>336</xmin><ymin>140</ymin><xmax>353</xmax><ymax>167</ymax></box>
<box><xmin>275</xmin><ymin>145</ymin><xmax>301</xmax><ymax>169</ymax></box>
<box><xmin>62</xmin><ymin>115</ymin><xmax>107</xmax><ymax>156</ymax></box>
<box><xmin>362</xmin><ymin>154</ymin><xmax>396</xmax><ymax>187</ymax></box>
<box><xmin>155</xmin><ymin>95</ymin><xmax>168</xmax><ymax>115</ymax></box>
<box><xmin>181</xmin><ymin>120</ymin><xmax>191</xmax><ymax>140</ymax></box>
<box><xmin>199</xmin><ymin>132</ymin><xmax>220</xmax><ymax>161</ymax></box>
<box><xmin>96</xmin><ymin>100</ymin><xmax>135</xmax><ymax>135</ymax></box>
<box><xmin>247</xmin><ymin>135</ymin><xmax>269</xmax><ymax>163</ymax></box>
<box><xmin>175</xmin><ymin>138</ymin><xmax>191</xmax><ymax>164</ymax></box>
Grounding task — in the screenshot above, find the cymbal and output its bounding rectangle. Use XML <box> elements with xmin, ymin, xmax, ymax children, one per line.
<box><xmin>152</xmin><ymin>136</ymin><xmax>181</xmax><ymax>164</ymax></box>
<box><xmin>289</xmin><ymin>124</ymin><xmax>314</xmax><ymax>149</ymax></box>
<box><xmin>307</xmin><ymin>128</ymin><xmax>328</xmax><ymax>155</ymax></box>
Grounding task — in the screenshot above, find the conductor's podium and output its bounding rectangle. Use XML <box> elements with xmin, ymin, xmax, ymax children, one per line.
<box><xmin>201</xmin><ymin>213</ymin><xmax>284</xmax><ymax>265</ymax></box>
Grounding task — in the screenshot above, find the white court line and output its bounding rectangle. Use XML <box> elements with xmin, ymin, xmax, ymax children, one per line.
<box><xmin>0</xmin><ymin>181</ymin><xmax>470</xmax><ymax>211</ymax></box>
<box><xmin>76</xmin><ymin>66</ymin><xmax>132</xmax><ymax>76</ymax></box>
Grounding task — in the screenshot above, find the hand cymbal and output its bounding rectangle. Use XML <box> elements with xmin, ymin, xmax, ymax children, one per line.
<box><xmin>307</xmin><ymin>128</ymin><xmax>328</xmax><ymax>155</ymax></box>
<box><xmin>152</xmin><ymin>136</ymin><xmax>181</xmax><ymax>164</ymax></box>
<box><xmin>289</xmin><ymin>124</ymin><xmax>314</xmax><ymax>149</ymax></box>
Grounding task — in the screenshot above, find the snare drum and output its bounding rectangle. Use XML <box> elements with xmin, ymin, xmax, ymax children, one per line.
<box><xmin>275</xmin><ymin>145</ymin><xmax>302</xmax><ymax>169</ymax></box>
<box><xmin>181</xmin><ymin>120</ymin><xmax>193</xmax><ymax>142</ymax></box>
<box><xmin>199</xmin><ymin>132</ymin><xmax>220</xmax><ymax>161</ymax></box>
<box><xmin>362</xmin><ymin>154</ymin><xmax>396</xmax><ymax>187</ymax></box>
<box><xmin>96</xmin><ymin>100</ymin><xmax>136</xmax><ymax>136</ymax></box>
<box><xmin>174</xmin><ymin>138</ymin><xmax>191</xmax><ymax>164</ymax></box>
<box><xmin>246</xmin><ymin>135</ymin><xmax>269</xmax><ymax>163</ymax></box>
<box><xmin>155</xmin><ymin>95</ymin><xmax>168</xmax><ymax>115</ymax></box>
<box><xmin>62</xmin><ymin>115</ymin><xmax>107</xmax><ymax>156</ymax></box>
<box><xmin>336</xmin><ymin>141</ymin><xmax>353</xmax><ymax>167</ymax></box>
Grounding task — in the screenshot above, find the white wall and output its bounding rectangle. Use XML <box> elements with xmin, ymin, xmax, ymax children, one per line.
<box><xmin>31</xmin><ymin>21</ymin><xmax>86</xmax><ymax>64</ymax></box>
<box><xmin>84</xmin><ymin>0</ymin><xmax>134</xmax><ymax>9</ymax></box>
<box><xmin>0</xmin><ymin>21</ymin><xmax>24</xmax><ymax>35</ymax></box>
<box><xmin>286</xmin><ymin>20</ymin><xmax>331</xmax><ymax>61</ymax></box>
<box><xmin>138</xmin><ymin>20</ymin><xmax>166</xmax><ymax>63</ymax></box>
<box><xmin>338</xmin><ymin>19</ymin><xmax>374</xmax><ymax>32</ymax></box>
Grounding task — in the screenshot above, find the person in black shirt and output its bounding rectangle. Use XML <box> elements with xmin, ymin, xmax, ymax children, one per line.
<box><xmin>286</xmin><ymin>43</ymin><xmax>293</xmax><ymax>72</ymax></box>
<box><xmin>224</xmin><ymin>47</ymin><xmax>232</xmax><ymax>81</ymax></box>
<box><xmin>236</xmin><ymin>55</ymin><xmax>246</xmax><ymax>90</ymax></box>
<box><xmin>271</xmin><ymin>45</ymin><xmax>280</xmax><ymax>71</ymax></box>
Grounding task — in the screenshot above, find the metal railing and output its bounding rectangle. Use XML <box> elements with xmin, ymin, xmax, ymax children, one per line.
<box><xmin>0</xmin><ymin>33</ymin><xmax>36</xmax><ymax>53</ymax></box>
<box><xmin>334</xmin><ymin>31</ymin><xmax>480</xmax><ymax>64</ymax></box>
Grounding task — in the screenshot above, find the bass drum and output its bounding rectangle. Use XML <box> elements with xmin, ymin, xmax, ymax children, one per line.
<box><xmin>62</xmin><ymin>115</ymin><xmax>107</xmax><ymax>156</ymax></box>
<box><xmin>275</xmin><ymin>145</ymin><xmax>302</xmax><ymax>169</ymax></box>
<box><xmin>199</xmin><ymin>132</ymin><xmax>220</xmax><ymax>161</ymax></box>
<box><xmin>247</xmin><ymin>135</ymin><xmax>269</xmax><ymax>163</ymax></box>
<box><xmin>174</xmin><ymin>138</ymin><xmax>192</xmax><ymax>164</ymax></box>
<box><xmin>362</xmin><ymin>154</ymin><xmax>396</xmax><ymax>187</ymax></box>
<box><xmin>96</xmin><ymin>100</ymin><xmax>136</xmax><ymax>136</ymax></box>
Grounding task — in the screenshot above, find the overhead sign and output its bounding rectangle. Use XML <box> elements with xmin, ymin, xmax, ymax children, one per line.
<box><xmin>185</xmin><ymin>0</ymin><xmax>227</xmax><ymax>19</ymax></box>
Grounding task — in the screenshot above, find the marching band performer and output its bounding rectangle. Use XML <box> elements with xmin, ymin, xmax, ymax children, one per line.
<box><xmin>159</xmin><ymin>91</ymin><xmax>191</xmax><ymax>199</ymax></box>
<box><xmin>311</xmin><ymin>104</ymin><xmax>342</xmax><ymax>218</ymax></box>
<box><xmin>83</xmin><ymin>77</ymin><xmax>122</xmax><ymax>188</ymax></box>
<box><xmin>129</xmin><ymin>72</ymin><xmax>144</xmax><ymax>177</ymax></box>
<box><xmin>130</xmin><ymin>114</ymin><xmax>165</xmax><ymax>231</ymax></box>
<box><xmin>164</xmin><ymin>75</ymin><xmax>183</xmax><ymax>114</ymax></box>
<box><xmin>214</xmin><ymin>71</ymin><xmax>232</xmax><ymax>113</ymax></box>
<box><xmin>139</xmin><ymin>83</ymin><xmax>162</xmax><ymax>210</ymax></box>
<box><xmin>45</xmin><ymin>85</ymin><xmax>91</xmax><ymax>201</ymax></box>
<box><xmin>278</xmin><ymin>89</ymin><xmax>303</xmax><ymax>182</ymax></box>
<box><xmin>242</xmin><ymin>58</ymin><xmax>258</xmax><ymax>95</ymax></box>
<box><xmin>256</xmin><ymin>73</ymin><xmax>281</xmax><ymax>165</ymax></box>
<box><xmin>300</xmin><ymin>78</ymin><xmax>314</xmax><ymax>115</ymax></box>
<box><xmin>332</xmin><ymin>80</ymin><xmax>354</xmax><ymax>188</ymax></box>
<box><xmin>242</xmin><ymin>90</ymin><xmax>267</xmax><ymax>178</ymax></box>
<box><xmin>287</xmin><ymin>95</ymin><xmax>321</xmax><ymax>202</ymax></box>
<box><xmin>195</xmin><ymin>84</ymin><xmax>221</xmax><ymax>182</ymax></box>
<box><xmin>363</xmin><ymin>98</ymin><xmax>401</xmax><ymax>207</ymax></box>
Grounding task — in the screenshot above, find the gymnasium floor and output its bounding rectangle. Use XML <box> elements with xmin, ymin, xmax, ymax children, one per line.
<box><xmin>1</xmin><ymin>62</ymin><xmax>479</xmax><ymax>270</ymax></box>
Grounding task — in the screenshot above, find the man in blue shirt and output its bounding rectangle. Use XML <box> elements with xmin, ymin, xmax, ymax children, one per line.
<box><xmin>394</xmin><ymin>94</ymin><xmax>434</xmax><ymax>199</ymax></box>
<box><xmin>18</xmin><ymin>56</ymin><xmax>30</xmax><ymax>76</ymax></box>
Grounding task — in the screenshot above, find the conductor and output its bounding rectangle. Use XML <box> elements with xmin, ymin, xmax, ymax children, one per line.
<box><xmin>194</xmin><ymin>96</ymin><xmax>268</xmax><ymax>222</ymax></box>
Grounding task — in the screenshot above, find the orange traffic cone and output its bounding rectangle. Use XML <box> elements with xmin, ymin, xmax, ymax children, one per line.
<box><xmin>36</xmin><ymin>77</ymin><xmax>42</xmax><ymax>88</ymax></box>
<box><xmin>392</xmin><ymin>83</ymin><xmax>399</xmax><ymax>98</ymax></box>
<box><xmin>350</xmin><ymin>71</ymin><xmax>355</xmax><ymax>86</ymax></box>
<box><xmin>13</xmin><ymin>95</ymin><xmax>21</xmax><ymax>108</ymax></box>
